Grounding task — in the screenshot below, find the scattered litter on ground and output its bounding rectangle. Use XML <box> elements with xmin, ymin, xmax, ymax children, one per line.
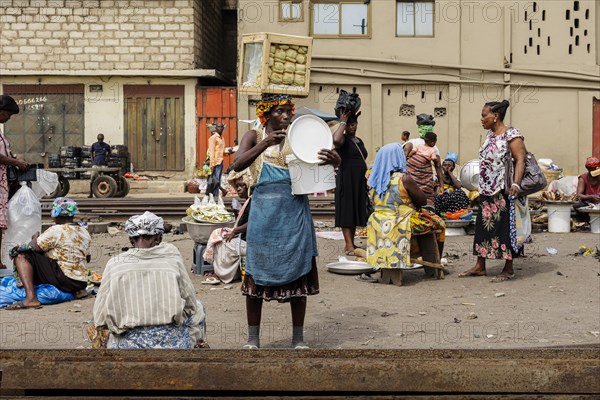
<box><xmin>494</xmin><ymin>292</ymin><xmax>505</xmax><ymax>298</ymax></box>
<box><xmin>381</xmin><ymin>312</ymin><xmax>398</xmax><ymax>317</ymax></box>
<box><xmin>546</xmin><ymin>247</ymin><xmax>558</xmax><ymax>255</ymax></box>
<box><xmin>418</xmin><ymin>311</ymin><xmax>427</xmax><ymax>316</ymax></box>
<box><xmin>461</xmin><ymin>302</ymin><xmax>476</xmax><ymax>306</ymax></box>
<box><xmin>467</xmin><ymin>312</ymin><xmax>478</xmax><ymax>320</ymax></box>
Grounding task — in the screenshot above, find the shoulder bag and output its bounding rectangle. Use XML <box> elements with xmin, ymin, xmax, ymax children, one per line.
<box><xmin>504</xmin><ymin>141</ymin><xmax>547</xmax><ymax>197</ymax></box>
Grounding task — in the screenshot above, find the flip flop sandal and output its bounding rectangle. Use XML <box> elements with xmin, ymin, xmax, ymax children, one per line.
<box><xmin>355</xmin><ymin>273</ymin><xmax>379</xmax><ymax>283</ymax></box>
<box><xmin>242</xmin><ymin>344</ymin><xmax>259</xmax><ymax>350</ymax></box>
<box><xmin>294</xmin><ymin>344</ymin><xmax>310</xmax><ymax>350</ymax></box>
<box><xmin>490</xmin><ymin>274</ymin><xmax>515</xmax><ymax>282</ymax></box>
<box><xmin>5</xmin><ymin>300</ymin><xmax>43</xmax><ymax>310</ymax></box>
<box><xmin>201</xmin><ymin>277</ymin><xmax>220</xmax><ymax>285</ymax></box>
<box><xmin>344</xmin><ymin>250</ymin><xmax>356</xmax><ymax>256</ymax></box>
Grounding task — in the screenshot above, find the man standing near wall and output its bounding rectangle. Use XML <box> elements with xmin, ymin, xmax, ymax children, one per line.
<box><xmin>89</xmin><ymin>133</ymin><xmax>111</xmax><ymax>198</ymax></box>
<box><xmin>206</xmin><ymin>122</ymin><xmax>226</xmax><ymax>198</ymax></box>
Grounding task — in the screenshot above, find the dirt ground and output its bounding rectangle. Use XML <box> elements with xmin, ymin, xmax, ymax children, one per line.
<box><xmin>1</xmin><ymin>223</ymin><xmax>599</xmax><ymax>350</ymax></box>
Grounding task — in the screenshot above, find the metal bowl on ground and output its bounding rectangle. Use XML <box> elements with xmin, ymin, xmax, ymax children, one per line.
<box><xmin>459</xmin><ymin>159</ymin><xmax>480</xmax><ymax>191</ymax></box>
<box><xmin>182</xmin><ymin>218</ymin><xmax>234</xmax><ymax>243</ymax></box>
<box><xmin>326</xmin><ymin>260</ymin><xmax>375</xmax><ymax>275</ymax></box>
<box><xmin>444</xmin><ymin>219</ymin><xmax>471</xmax><ymax>236</ymax></box>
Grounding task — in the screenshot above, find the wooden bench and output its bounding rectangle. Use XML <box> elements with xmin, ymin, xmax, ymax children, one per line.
<box><xmin>379</xmin><ymin>232</ymin><xmax>444</xmax><ymax>286</ymax></box>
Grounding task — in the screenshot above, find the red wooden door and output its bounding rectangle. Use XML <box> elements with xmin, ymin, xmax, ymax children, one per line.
<box><xmin>196</xmin><ymin>87</ymin><xmax>237</xmax><ymax>169</ymax></box>
<box><xmin>593</xmin><ymin>97</ymin><xmax>600</xmax><ymax>158</ymax></box>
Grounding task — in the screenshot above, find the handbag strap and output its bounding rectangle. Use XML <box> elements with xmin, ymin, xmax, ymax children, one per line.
<box><xmin>349</xmin><ymin>136</ymin><xmax>367</xmax><ymax>166</ymax></box>
<box><xmin>233</xmin><ymin>196</ymin><xmax>251</xmax><ymax>229</ymax></box>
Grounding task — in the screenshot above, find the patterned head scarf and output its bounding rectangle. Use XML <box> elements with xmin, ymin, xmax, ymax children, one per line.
<box><xmin>227</xmin><ymin>168</ymin><xmax>254</xmax><ymax>192</ymax></box>
<box><xmin>51</xmin><ymin>197</ymin><xmax>78</xmax><ymax>218</ymax></box>
<box><xmin>585</xmin><ymin>156</ymin><xmax>600</xmax><ymax>170</ymax></box>
<box><xmin>125</xmin><ymin>211</ymin><xmax>165</xmax><ymax>237</ymax></box>
<box><xmin>255</xmin><ymin>93</ymin><xmax>295</xmax><ymax>126</ymax></box>
<box><xmin>367</xmin><ymin>143</ymin><xmax>407</xmax><ymax>200</ymax></box>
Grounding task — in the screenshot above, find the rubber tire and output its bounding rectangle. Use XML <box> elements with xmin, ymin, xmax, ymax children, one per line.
<box><xmin>114</xmin><ymin>175</ymin><xmax>130</xmax><ymax>198</ymax></box>
<box><xmin>47</xmin><ymin>175</ymin><xmax>70</xmax><ymax>198</ymax></box>
<box><xmin>92</xmin><ymin>175</ymin><xmax>117</xmax><ymax>198</ymax></box>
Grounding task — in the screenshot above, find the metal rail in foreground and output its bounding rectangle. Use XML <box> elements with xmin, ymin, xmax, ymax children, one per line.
<box><xmin>0</xmin><ymin>348</ymin><xmax>598</xmax><ymax>397</ymax></box>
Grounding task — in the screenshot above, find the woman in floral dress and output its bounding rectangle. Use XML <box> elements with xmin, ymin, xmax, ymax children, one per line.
<box><xmin>459</xmin><ymin>100</ymin><xmax>528</xmax><ymax>282</ymax></box>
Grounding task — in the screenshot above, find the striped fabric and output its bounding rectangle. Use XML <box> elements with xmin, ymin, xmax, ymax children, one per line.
<box><xmin>93</xmin><ymin>242</ymin><xmax>205</xmax><ymax>346</ymax></box>
<box><xmin>407</xmin><ymin>152</ymin><xmax>436</xmax><ymax>204</ymax></box>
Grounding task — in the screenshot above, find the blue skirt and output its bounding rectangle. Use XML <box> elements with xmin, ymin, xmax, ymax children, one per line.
<box><xmin>246</xmin><ymin>179</ymin><xmax>318</xmax><ymax>286</ymax></box>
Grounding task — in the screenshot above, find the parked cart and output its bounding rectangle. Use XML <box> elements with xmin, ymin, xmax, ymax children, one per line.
<box><xmin>45</xmin><ymin>166</ymin><xmax>130</xmax><ymax>198</ymax></box>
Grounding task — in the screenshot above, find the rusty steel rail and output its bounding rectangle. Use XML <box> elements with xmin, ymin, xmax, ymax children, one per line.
<box><xmin>40</xmin><ymin>197</ymin><xmax>337</xmax><ymax>221</ymax></box>
<box><xmin>0</xmin><ymin>348</ymin><xmax>598</xmax><ymax>397</ymax></box>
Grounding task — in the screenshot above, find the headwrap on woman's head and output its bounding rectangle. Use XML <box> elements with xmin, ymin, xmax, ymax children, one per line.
<box><xmin>445</xmin><ymin>151</ymin><xmax>458</xmax><ymax>164</ymax></box>
<box><xmin>585</xmin><ymin>156</ymin><xmax>600</xmax><ymax>170</ymax></box>
<box><xmin>227</xmin><ymin>168</ymin><xmax>254</xmax><ymax>195</ymax></box>
<box><xmin>255</xmin><ymin>93</ymin><xmax>295</xmax><ymax>126</ymax></box>
<box><xmin>51</xmin><ymin>197</ymin><xmax>78</xmax><ymax>218</ymax></box>
<box><xmin>417</xmin><ymin>124</ymin><xmax>434</xmax><ymax>139</ymax></box>
<box><xmin>416</xmin><ymin>113</ymin><xmax>435</xmax><ymax>138</ymax></box>
<box><xmin>125</xmin><ymin>211</ymin><xmax>164</xmax><ymax>237</ymax></box>
<box><xmin>368</xmin><ymin>143</ymin><xmax>407</xmax><ymax>200</ymax></box>
<box><xmin>0</xmin><ymin>94</ymin><xmax>19</xmax><ymax>114</ymax></box>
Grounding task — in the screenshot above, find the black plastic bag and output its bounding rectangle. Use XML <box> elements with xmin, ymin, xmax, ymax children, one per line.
<box><xmin>416</xmin><ymin>113</ymin><xmax>435</xmax><ymax>127</ymax></box>
<box><xmin>335</xmin><ymin>90</ymin><xmax>361</xmax><ymax>117</ymax></box>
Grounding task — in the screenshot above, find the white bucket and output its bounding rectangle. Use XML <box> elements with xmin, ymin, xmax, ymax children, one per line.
<box><xmin>547</xmin><ymin>203</ymin><xmax>571</xmax><ymax>233</ymax></box>
<box><xmin>589</xmin><ymin>211</ymin><xmax>600</xmax><ymax>234</ymax></box>
<box><xmin>286</xmin><ymin>155</ymin><xmax>336</xmax><ymax>195</ymax></box>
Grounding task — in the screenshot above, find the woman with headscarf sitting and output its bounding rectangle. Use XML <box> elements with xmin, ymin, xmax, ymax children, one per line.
<box><xmin>574</xmin><ymin>156</ymin><xmax>600</xmax><ymax>222</ymax></box>
<box><xmin>93</xmin><ymin>211</ymin><xmax>207</xmax><ymax>349</ymax></box>
<box><xmin>434</xmin><ymin>156</ymin><xmax>470</xmax><ymax>215</ymax></box>
<box><xmin>362</xmin><ymin>143</ymin><xmax>446</xmax><ymax>281</ymax></box>
<box><xmin>6</xmin><ymin>197</ymin><xmax>91</xmax><ymax>309</ymax></box>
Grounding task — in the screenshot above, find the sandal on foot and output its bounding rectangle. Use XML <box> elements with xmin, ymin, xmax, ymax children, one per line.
<box><xmin>458</xmin><ymin>270</ymin><xmax>486</xmax><ymax>278</ymax></box>
<box><xmin>242</xmin><ymin>344</ymin><xmax>259</xmax><ymax>350</ymax></box>
<box><xmin>201</xmin><ymin>277</ymin><xmax>220</xmax><ymax>285</ymax></box>
<box><xmin>5</xmin><ymin>300</ymin><xmax>43</xmax><ymax>310</ymax></box>
<box><xmin>355</xmin><ymin>273</ymin><xmax>378</xmax><ymax>283</ymax></box>
<box><xmin>490</xmin><ymin>274</ymin><xmax>515</xmax><ymax>282</ymax></box>
<box><xmin>294</xmin><ymin>344</ymin><xmax>310</xmax><ymax>350</ymax></box>
<box><xmin>344</xmin><ymin>250</ymin><xmax>356</xmax><ymax>256</ymax></box>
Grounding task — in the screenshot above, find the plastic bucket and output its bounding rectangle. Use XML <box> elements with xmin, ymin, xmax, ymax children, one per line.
<box><xmin>589</xmin><ymin>211</ymin><xmax>600</xmax><ymax>234</ymax></box>
<box><xmin>286</xmin><ymin>155</ymin><xmax>336</xmax><ymax>195</ymax></box>
<box><xmin>547</xmin><ymin>203</ymin><xmax>571</xmax><ymax>233</ymax></box>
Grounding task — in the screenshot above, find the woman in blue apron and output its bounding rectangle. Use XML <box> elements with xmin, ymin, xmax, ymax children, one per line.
<box><xmin>233</xmin><ymin>94</ymin><xmax>340</xmax><ymax>349</ymax></box>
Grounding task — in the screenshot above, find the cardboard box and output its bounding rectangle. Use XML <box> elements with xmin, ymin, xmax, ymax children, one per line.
<box><xmin>239</xmin><ymin>32</ymin><xmax>313</xmax><ymax>97</ymax></box>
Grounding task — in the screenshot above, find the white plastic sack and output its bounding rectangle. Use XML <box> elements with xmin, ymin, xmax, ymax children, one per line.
<box><xmin>1</xmin><ymin>183</ymin><xmax>42</xmax><ymax>267</ymax></box>
<box><xmin>30</xmin><ymin>169</ymin><xmax>59</xmax><ymax>199</ymax></box>
<box><xmin>548</xmin><ymin>176</ymin><xmax>578</xmax><ymax>196</ymax></box>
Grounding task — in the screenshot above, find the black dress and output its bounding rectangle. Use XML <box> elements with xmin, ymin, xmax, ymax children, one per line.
<box><xmin>335</xmin><ymin>135</ymin><xmax>368</xmax><ymax>228</ymax></box>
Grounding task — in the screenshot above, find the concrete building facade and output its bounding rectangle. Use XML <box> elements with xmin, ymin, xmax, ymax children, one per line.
<box><xmin>0</xmin><ymin>0</ymin><xmax>237</xmax><ymax>177</ymax></box>
<box><xmin>237</xmin><ymin>0</ymin><xmax>600</xmax><ymax>175</ymax></box>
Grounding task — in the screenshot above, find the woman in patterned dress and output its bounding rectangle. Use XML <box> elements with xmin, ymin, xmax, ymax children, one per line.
<box><xmin>0</xmin><ymin>95</ymin><xmax>29</xmax><ymax>269</ymax></box>
<box><xmin>6</xmin><ymin>198</ymin><xmax>90</xmax><ymax>309</ymax></box>
<box><xmin>459</xmin><ymin>100</ymin><xmax>528</xmax><ymax>282</ymax></box>
<box><xmin>233</xmin><ymin>94</ymin><xmax>340</xmax><ymax>349</ymax></box>
<box><xmin>365</xmin><ymin>143</ymin><xmax>446</xmax><ymax>274</ymax></box>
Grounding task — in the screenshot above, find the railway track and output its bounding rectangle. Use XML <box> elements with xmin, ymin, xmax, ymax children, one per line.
<box><xmin>40</xmin><ymin>196</ymin><xmax>337</xmax><ymax>221</ymax></box>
